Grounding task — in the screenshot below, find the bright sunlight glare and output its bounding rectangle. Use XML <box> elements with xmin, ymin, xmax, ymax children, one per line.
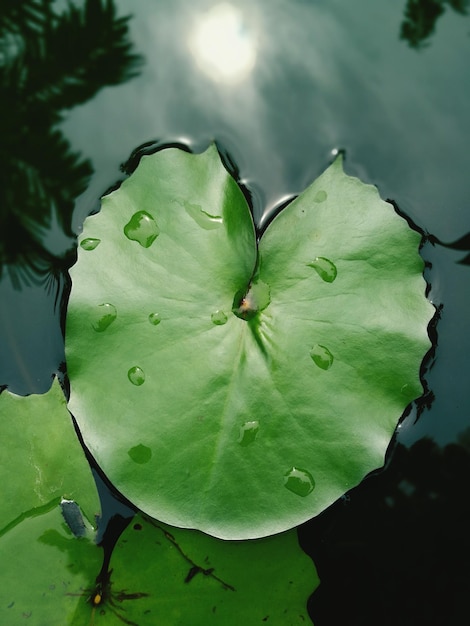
<box><xmin>188</xmin><ymin>3</ymin><xmax>257</xmax><ymax>85</ymax></box>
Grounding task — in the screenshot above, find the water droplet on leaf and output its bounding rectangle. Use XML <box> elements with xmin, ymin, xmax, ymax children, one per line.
<box><xmin>238</xmin><ymin>420</ymin><xmax>259</xmax><ymax>446</ymax></box>
<box><xmin>211</xmin><ymin>310</ymin><xmax>228</xmax><ymax>325</ymax></box>
<box><xmin>148</xmin><ymin>312</ymin><xmax>161</xmax><ymax>325</ymax></box>
<box><xmin>91</xmin><ymin>303</ymin><xmax>117</xmax><ymax>332</ymax></box>
<box><xmin>183</xmin><ymin>201</ymin><xmax>223</xmax><ymax>229</ymax></box>
<box><xmin>128</xmin><ymin>366</ymin><xmax>145</xmax><ymax>385</ymax></box>
<box><xmin>307</xmin><ymin>257</ymin><xmax>337</xmax><ymax>282</ymax></box>
<box><xmin>80</xmin><ymin>238</ymin><xmax>101</xmax><ymax>250</ymax></box>
<box><xmin>310</xmin><ymin>344</ymin><xmax>334</xmax><ymax>370</ymax></box>
<box><xmin>124</xmin><ymin>211</ymin><xmax>159</xmax><ymax>248</ymax></box>
<box><xmin>314</xmin><ymin>190</ymin><xmax>327</xmax><ymax>203</ymax></box>
<box><xmin>128</xmin><ymin>443</ymin><xmax>152</xmax><ymax>464</ymax></box>
<box><xmin>284</xmin><ymin>467</ymin><xmax>315</xmax><ymax>497</ymax></box>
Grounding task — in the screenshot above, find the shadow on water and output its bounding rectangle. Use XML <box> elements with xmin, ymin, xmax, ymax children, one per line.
<box><xmin>400</xmin><ymin>0</ymin><xmax>469</xmax><ymax>49</ymax></box>
<box><xmin>0</xmin><ymin>0</ymin><xmax>142</xmax><ymax>292</ymax></box>
<box><xmin>301</xmin><ymin>432</ymin><xmax>470</xmax><ymax>625</ymax></box>
<box><xmin>428</xmin><ymin>231</ymin><xmax>470</xmax><ymax>266</ymax></box>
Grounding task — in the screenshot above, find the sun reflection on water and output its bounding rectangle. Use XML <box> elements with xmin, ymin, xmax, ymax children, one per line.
<box><xmin>188</xmin><ymin>3</ymin><xmax>257</xmax><ymax>84</ymax></box>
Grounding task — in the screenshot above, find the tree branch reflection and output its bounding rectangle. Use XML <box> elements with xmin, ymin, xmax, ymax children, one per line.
<box><xmin>0</xmin><ymin>0</ymin><xmax>143</xmax><ymax>292</ymax></box>
<box><xmin>400</xmin><ymin>0</ymin><xmax>469</xmax><ymax>49</ymax></box>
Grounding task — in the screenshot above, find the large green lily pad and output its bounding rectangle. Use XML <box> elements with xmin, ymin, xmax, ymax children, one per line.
<box><xmin>66</xmin><ymin>145</ymin><xmax>434</xmax><ymax>539</ymax></box>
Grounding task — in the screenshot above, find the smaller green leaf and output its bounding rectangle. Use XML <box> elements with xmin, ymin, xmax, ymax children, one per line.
<box><xmin>73</xmin><ymin>514</ymin><xmax>317</xmax><ymax>625</ymax></box>
<box><xmin>0</xmin><ymin>379</ymin><xmax>99</xmax><ymax>528</ymax></box>
<box><xmin>0</xmin><ymin>381</ymin><xmax>103</xmax><ymax>624</ymax></box>
<box><xmin>0</xmin><ymin>505</ymin><xmax>101</xmax><ymax>625</ymax></box>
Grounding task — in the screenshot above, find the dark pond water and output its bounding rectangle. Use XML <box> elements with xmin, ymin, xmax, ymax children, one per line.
<box><xmin>1</xmin><ymin>1</ymin><xmax>470</xmax><ymax>624</ymax></box>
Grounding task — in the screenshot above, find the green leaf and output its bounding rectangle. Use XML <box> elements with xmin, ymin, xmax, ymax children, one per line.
<box><xmin>70</xmin><ymin>514</ymin><xmax>317</xmax><ymax>625</ymax></box>
<box><xmin>0</xmin><ymin>379</ymin><xmax>99</xmax><ymax>528</ymax></box>
<box><xmin>0</xmin><ymin>505</ymin><xmax>101</xmax><ymax>625</ymax></box>
<box><xmin>0</xmin><ymin>508</ymin><xmax>316</xmax><ymax>626</ymax></box>
<box><xmin>0</xmin><ymin>380</ymin><xmax>102</xmax><ymax>623</ymax></box>
<box><xmin>66</xmin><ymin>145</ymin><xmax>434</xmax><ymax>539</ymax></box>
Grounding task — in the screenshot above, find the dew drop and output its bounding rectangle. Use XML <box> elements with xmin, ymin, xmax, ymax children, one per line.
<box><xmin>307</xmin><ymin>257</ymin><xmax>337</xmax><ymax>282</ymax></box>
<box><xmin>91</xmin><ymin>303</ymin><xmax>117</xmax><ymax>332</ymax></box>
<box><xmin>211</xmin><ymin>310</ymin><xmax>228</xmax><ymax>325</ymax></box>
<box><xmin>128</xmin><ymin>443</ymin><xmax>152</xmax><ymax>464</ymax></box>
<box><xmin>148</xmin><ymin>312</ymin><xmax>161</xmax><ymax>325</ymax></box>
<box><xmin>184</xmin><ymin>201</ymin><xmax>223</xmax><ymax>229</ymax></box>
<box><xmin>310</xmin><ymin>344</ymin><xmax>334</xmax><ymax>370</ymax></box>
<box><xmin>124</xmin><ymin>211</ymin><xmax>159</xmax><ymax>248</ymax></box>
<box><xmin>80</xmin><ymin>237</ymin><xmax>101</xmax><ymax>251</ymax></box>
<box><xmin>128</xmin><ymin>366</ymin><xmax>145</xmax><ymax>386</ymax></box>
<box><xmin>314</xmin><ymin>190</ymin><xmax>327</xmax><ymax>203</ymax></box>
<box><xmin>284</xmin><ymin>467</ymin><xmax>315</xmax><ymax>497</ymax></box>
<box><xmin>238</xmin><ymin>420</ymin><xmax>259</xmax><ymax>446</ymax></box>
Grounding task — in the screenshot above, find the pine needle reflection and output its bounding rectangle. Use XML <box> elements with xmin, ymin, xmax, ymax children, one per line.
<box><xmin>0</xmin><ymin>0</ymin><xmax>143</xmax><ymax>293</ymax></box>
<box><xmin>400</xmin><ymin>0</ymin><xmax>469</xmax><ymax>49</ymax></box>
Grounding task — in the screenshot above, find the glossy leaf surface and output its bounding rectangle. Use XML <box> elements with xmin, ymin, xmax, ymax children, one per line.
<box><xmin>66</xmin><ymin>146</ymin><xmax>434</xmax><ymax>539</ymax></box>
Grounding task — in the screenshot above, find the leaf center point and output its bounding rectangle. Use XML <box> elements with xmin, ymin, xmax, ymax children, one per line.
<box><xmin>232</xmin><ymin>280</ymin><xmax>271</xmax><ymax>321</ymax></box>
